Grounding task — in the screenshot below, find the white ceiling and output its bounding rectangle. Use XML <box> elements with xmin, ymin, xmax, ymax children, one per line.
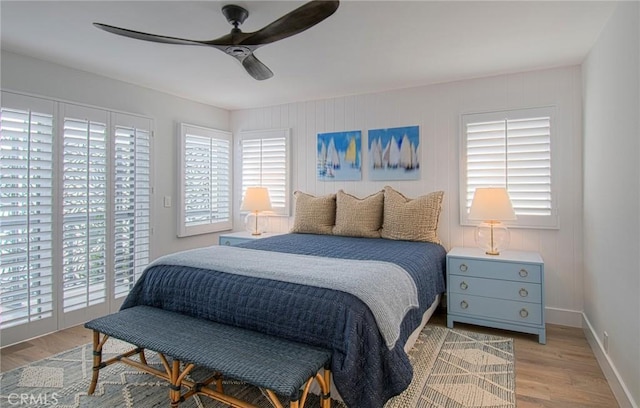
<box><xmin>1</xmin><ymin>1</ymin><xmax>616</xmax><ymax>110</ymax></box>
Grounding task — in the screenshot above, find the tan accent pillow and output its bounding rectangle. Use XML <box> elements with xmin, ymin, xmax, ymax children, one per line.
<box><xmin>333</xmin><ymin>190</ymin><xmax>384</xmax><ymax>238</ymax></box>
<box><xmin>380</xmin><ymin>186</ymin><xmax>444</xmax><ymax>244</ymax></box>
<box><xmin>290</xmin><ymin>191</ymin><xmax>336</xmax><ymax>235</ymax></box>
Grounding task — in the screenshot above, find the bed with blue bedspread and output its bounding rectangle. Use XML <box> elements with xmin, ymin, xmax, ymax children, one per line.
<box><xmin>121</xmin><ymin>233</ymin><xmax>446</xmax><ymax>408</ymax></box>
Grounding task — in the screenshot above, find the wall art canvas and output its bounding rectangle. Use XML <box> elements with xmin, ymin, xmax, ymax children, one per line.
<box><xmin>368</xmin><ymin>125</ymin><xmax>420</xmax><ymax>181</ymax></box>
<box><xmin>317</xmin><ymin>130</ymin><xmax>362</xmax><ymax>181</ymax></box>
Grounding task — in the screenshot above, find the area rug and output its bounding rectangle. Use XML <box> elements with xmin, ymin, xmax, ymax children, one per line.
<box><xmin>0</xmin><ymin>326</ymin><xmax>514</xmax><ymax>407</ymax></box>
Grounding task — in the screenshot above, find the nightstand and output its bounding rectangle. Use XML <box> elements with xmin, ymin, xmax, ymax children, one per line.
<box><xmin>446</xmin><ymin>247</ymin><xmax>546</xmax><ymax>344</ymax></box>
<box><xmin>218</xmin><ymin>231</ymin><xmax>284</xmax><ymax>246</ymax></box>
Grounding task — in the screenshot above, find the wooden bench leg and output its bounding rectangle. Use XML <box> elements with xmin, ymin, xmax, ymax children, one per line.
<box><xmin>139</xmin><ymin>349</ymin><xmax>147</xmax><ymax>365</ymax></box>
<box><xmin>89</xmin><ymin>330</ymin><xmax>109</xmax><ymax>395</ymax></box>
<box><xmin>169</xmin><ymin>359</ymin><xmax>182</xmax><ymax>407</ymax></box>
<box><xmin>215</xmin><ymin>372</ymin><xmax>224</xmax><ymax>393</ymax></box>
<box><xmin>156</xmin><ymin>353</ymin><xmax>196</xmax><ymax>407</ymax></box>
<box><xmin>263</xmin><ymin>366</ymin><xmax>331</xmax><ymax>408</ymax></box>
<box><xmin>321</xmin><ymin>364</ymin><xmax>332</xmax><ymax>408</ymax></box>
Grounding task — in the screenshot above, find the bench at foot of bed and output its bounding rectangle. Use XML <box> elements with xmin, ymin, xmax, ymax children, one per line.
<box><xmin>84</xmin><ymin>306</ymin><xmax>332</xmax><ymax>408</ymax></box>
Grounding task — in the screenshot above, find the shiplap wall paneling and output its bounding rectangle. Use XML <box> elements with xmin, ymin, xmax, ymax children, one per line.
<box><xmin>231</xmin><ymin>66</ymin><xmax>583</xmax><ymax>327</ymax></box>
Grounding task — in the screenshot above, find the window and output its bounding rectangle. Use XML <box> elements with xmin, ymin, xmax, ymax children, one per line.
<box><xmin>460</xmin><ymin>107</ymin><xmax>557</xmax><ymax>229</ymax></box>
<box><xmin>112</xmin><ymin>114</ymin><xmax>151</xmax><ymax>299</ymax></box>
<box><xmin>239</xmin><ymin>129</ymin><xmax>291</xmax><ymax>216</ymax></box>
<box><xmin>60</xmin><ymin>106</ymin><xmax>109</xmax><ymax>313</ymax></box>
<box><xmin>0</xmin><ymin>95</ymin><xmax>55</xmax><ymax>335</ymax></box>
<box><xmin>0</xmin><ymin>92</ymin><xmax>152</xmax><ymax>346</ymax></box>
<box><xmin>178</xmin><ymin>124</ymin><xmax>232</xmax><ymax>237</ymax></box>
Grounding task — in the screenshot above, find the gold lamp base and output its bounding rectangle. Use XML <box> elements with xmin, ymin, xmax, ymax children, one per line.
<box><xmin>475</xmin><ymin>221</ymin><xmax>509</xmax><ymax>256</ymax></box>
<box><xmin>244</xmin><ymin>211</ymin><xmax>266</xmax><ymax>236</ymax></box>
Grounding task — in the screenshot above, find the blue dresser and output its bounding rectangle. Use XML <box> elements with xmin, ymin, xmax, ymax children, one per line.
<box><xmin>218</xmin><ymin>231</ymin><xmax>284</xmax><ymax>246</ymax></box>
<box><xmin>446</xmin><ymin>247</ymin><xmax>546</xmax><ymax>344</ymax></box>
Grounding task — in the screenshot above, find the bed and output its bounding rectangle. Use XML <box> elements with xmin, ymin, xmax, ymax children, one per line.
<box><xmin>122</xmin><ymin>187</ymin><xmax>446</xmax><ymax>407</ymax></box>
<box><xmin>121</xmin><ymin>232</ymin><xmax>446</xmax><ymax>408</ymax></box>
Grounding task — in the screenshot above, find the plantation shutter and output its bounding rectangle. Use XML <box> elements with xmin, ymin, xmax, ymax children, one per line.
<box><xmin>1</xmin><ymin>91</ymin><xmax>154</xmax><ymax>346</ymax></box>
<box><xmin>240</xmin><ymin>129</ymin><xmax>290</xmax><ymax>216</ymax></box>
<box><xmin>112</xmin><ymin>114</ymin><xmax>151</xmax><ymax>299</ymax></box>
<box><xmin>461</xmin><ymin>107</ymin><xmax>557</xmax><ymax>229</ymax></box>
<box><xmin>0</xmin><ymin>96</ymin><xmax>55</xmax><ymax>334</ymax></box>
<box><xmin>178</xmin><ymin>124</ymin><xmax>232</xmax><ymax>236</ymax></box>
<box><xmin>60</xmin><ymin>105</ymin><xmax>108</xmax><ymax>314</ymax></box>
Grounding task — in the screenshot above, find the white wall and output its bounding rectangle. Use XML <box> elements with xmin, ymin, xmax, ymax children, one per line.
<box><xmin>582</xmin><ymin>2</ymin><xmax>640</xmax><ymax>407</ymax></box>
<box><xmin>231</xmin><ymin>66</ymin><xmax>584</xmax><ymax>327</ymax></box>
<box><xmin>4</xmin><ymin>18</ymin><xmax>637</xmax><ymax>405</ymax></box>
<box><xmin>1</xmin><ymin>50</ymin><xmax>231</xmax><ymax>259</ymax></box>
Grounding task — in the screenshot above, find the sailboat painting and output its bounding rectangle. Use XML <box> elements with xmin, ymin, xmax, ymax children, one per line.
<box><xmin>368</xmin><ymin>125</ymin><xmax>420</xmax><ymax>181</ymax></box>
<box><xmin>317</xmin><ymin>131</ymin><xmax>362</xmax><ymax>181</ymax></box>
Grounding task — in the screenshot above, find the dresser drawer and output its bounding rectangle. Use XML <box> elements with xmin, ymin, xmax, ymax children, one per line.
<box><xmin>449</xmin><ymin>293</ymin><xmax>542</xmax><ymax>325</ymax></box>
<box><xmin>448</xmin><ymin>257</ymin><xmax>541</xmax><ymax>283</ymax></box>
<box><xmin>449</xmin><ymin>275</ymin><xmax>541</xmax><ymax>303</ymax></box>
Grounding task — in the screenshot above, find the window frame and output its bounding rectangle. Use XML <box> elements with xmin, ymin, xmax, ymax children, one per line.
<box><xmin>459</xmin><ymin>106</ymin><xmax>558</xmax><ymax>229</ymax></box>
<box><xmin>239</xmin><ymin>128</ymin><xmax>291</xmax><ymax>217</ymax></box>
<box><xmin>177</xmin><ymin>123</ymin><xmax>232</xmax><ymax>237</ymax></box>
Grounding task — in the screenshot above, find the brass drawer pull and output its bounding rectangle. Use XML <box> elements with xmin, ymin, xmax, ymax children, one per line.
<box><xmin>459</xmin><ymin>264</ymin><xmax>468</xmax><ymax>272</ymax></box>
<box><xmin>520</xmin><ymin>308</ymin><xmax>529</xmax><ymax>318</ymax></box>
<box><xmin>519</xmin><ymin>269</ymin><xmax>528</xmax><ymax>278</ymax></box>
<box><xmin>460</xmin><ymin>300</ymin><xmax>469</xmax><ymax>309</ymax></box>
<box><xmin>460</xmin><ymin>281</ymin><xmax>468</xmax><ymax>290</ymax></box>
<box><xmin>519</xmin><ymin>288</ymin><xmax>528</xmax><ymax>297</ymax></box>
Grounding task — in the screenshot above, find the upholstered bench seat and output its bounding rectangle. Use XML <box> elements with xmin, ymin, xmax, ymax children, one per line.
<box><xmin>85</xmin><ymin>305</ymin><xmax>332</xmax><ymax>408</ymax></box>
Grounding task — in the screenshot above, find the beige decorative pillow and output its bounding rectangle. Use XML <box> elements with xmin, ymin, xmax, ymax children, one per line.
<box><xmin>290</xmin><ymin>191</ymin><xmax>336</xmax><ymax>235</ymax></box>
<box><xmin>380</xmin><ymin>186</ymin><xmax>444</xmax><ymax>244</ymax></box>
<box><xmin>333</xmin><ymin>190</ymin><xmax>384</xmax><ymax>238</ymax></box>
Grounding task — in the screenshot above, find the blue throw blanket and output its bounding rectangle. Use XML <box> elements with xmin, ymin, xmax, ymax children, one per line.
<box><xmin>122</xmin><ymin>233</ymin><xmax>446</xmax><ymax>408</ymax></box>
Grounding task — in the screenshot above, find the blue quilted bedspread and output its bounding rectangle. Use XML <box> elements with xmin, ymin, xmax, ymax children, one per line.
<box><xmin>121</xmin><ymin>233</ymin><xmax>446</xmax><ymax>408</ymax></box>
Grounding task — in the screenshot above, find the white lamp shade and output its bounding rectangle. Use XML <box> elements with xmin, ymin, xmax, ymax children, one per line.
<box><xmin>240</xmin><ymin>187</ymin><xmax>273</xmax><ymax>212</ymax></box>
<box><xmin>468</xmin><ymin>187</ymin><xmax>517</xmax><ymax>222</ymax></box>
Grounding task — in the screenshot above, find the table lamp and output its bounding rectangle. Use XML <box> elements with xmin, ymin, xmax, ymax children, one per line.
<box><xmin>240</xmin><ymin>187</ymin><xmax>273</xmax><ymax>235</ymax></box>
<box><xmin>468</xmin><ymin>187</ymin><xmax>517</xmax><ymax>255</ymax></box>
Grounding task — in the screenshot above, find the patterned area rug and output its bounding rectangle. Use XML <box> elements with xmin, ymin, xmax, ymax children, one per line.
<box><xmin>0</xmin><ymin>326</ymin><xmax>514</xmax><ymax>407</ymax></box>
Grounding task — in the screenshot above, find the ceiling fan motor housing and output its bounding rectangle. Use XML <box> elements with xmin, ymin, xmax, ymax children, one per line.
<box><xmin>225</xmin><ymin>46</ymin><xmax>252</xmax><ymax>58</ymax></box>
<box><xmin>222</xmin><ymin>5</ymin><xmax>249</xmax><ymax>28</ymax></box>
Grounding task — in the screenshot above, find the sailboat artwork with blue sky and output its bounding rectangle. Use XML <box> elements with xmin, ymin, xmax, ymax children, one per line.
<box><xmin>368</xmin><ymin>125</ymin><xmax>420</xmax><ymax>181</ymax></box>
<box><xmin>317</xmin><ymin>130</ymin><xmax>362</xmax><ymax>181</ymax></box>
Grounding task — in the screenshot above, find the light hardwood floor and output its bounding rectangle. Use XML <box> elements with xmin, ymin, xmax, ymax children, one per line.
<box><xmin>0</xmin><ymin>308</ymin><xmax>619</xmax><ymax>407</ymax></box>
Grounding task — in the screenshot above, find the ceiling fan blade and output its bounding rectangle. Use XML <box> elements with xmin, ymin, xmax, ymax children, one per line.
<box><xmin>93</xmin><ymin>23</ymin><xmax>208</xmax><ymax>46</ymax></box>
<box><xmin>240</xmin><ymin>0</ymin><xmax>339</xmax><ymax>46</ymax></box>
<box><xmin>242</xmin><ymin>54</ymin><xmax>274</xmax><ymax>80</ymax></box>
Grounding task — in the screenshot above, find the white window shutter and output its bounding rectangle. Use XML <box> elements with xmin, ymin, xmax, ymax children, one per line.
<box><xmin>240</xmin><ymin>129</ymin><xmax>290</xmax><ymax>216</ymax></box>
<box><xmin>178</xmin><ymin>124</ymin><xmax>232</xmax><ymax>236</ymax></box>
<box><xmin>465</xmin><ymin>119</ymin><xmax>508</xmax><ymax>209</ymax></box>
<box><xmin>112</xmin><ymin>114</ymin><xmax>151</xmax><ymax>299</ymax></box>
<box><xmin>506</xmin><ymin>117</ymin><xmax>552</xmax><ymax>216</ymax></box>
<box><xmin>1</xmin><ymin>92</ymin><xmax>154</xmax><ymax>346</ymax></box>
<box><xmin>0</xmin><ymin>102</ymin><xmax>55</xmax><ymax>330</ymax></box>
<box><xmin>61</xmin><ymin>107</ymin><xmax>108</xmax><ymax>313</ymax></box>
<box><xmin>461</xmin><ymin>107</ymin><xmax>557</xmax><ymax>229</ymax></box>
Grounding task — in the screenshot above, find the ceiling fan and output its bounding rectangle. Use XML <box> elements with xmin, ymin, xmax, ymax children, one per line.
<box><xmin>93</xmin><ymin>1</ymin><xmax>339</xmax><ymax>81</ymax></box>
